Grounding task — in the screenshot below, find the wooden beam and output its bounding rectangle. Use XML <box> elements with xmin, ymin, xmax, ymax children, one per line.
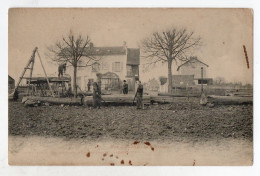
<box><xmin>22</xmin><ymin>96</ymin><xmax>82</xmax><ymax>105</ymax></box>
<box><xmin>36</xmin><ymin>50</ymin><xmax>55</xmax><ymax>97</ymax></box>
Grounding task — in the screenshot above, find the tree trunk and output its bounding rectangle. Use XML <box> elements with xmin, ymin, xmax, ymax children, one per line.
<box><xmin>168</xmin><ymin>59</ymin><xmax>173</xmax><ymax>93</ymax></box>
<box><xmin>73</xmin><ymin>64</ymin><xmax>77</xmax><ymax>98</ymax></box>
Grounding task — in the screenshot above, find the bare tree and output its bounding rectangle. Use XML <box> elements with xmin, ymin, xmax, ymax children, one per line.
<box><xmin>214</xmin><ymin>77</ymin><xmax>226</xmax><ymax>85</ymax></box>
<box><xmin>47</xmin><ymin>32</ymin><xmax>100</xmax><ymax>98</ymax></box>
<box><xmin>141</xmin><ymin>28</ymin><xmax>201</xmax><ymax>93</ymax></box>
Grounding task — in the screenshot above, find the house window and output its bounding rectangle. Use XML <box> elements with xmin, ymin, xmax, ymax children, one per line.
<box><xmin>102</xmin><ymin>62</ymin><xmax>109</xmax><ymax>70</ymax></box>
<box><xmin>127</xmin><ymin>65</ymin><xmax>133</xmax><ymax>76</ymax></box>
<box><xmin>112</xmin><ymin>62</ymin><xmax>121</xmax><ymax>72</ymax></box>
<box><xmin>92</xmin><ymin>62</ymin><xmax>100</xmax><ymax>72</ymax></box>
<box><xmin>198</xmin><ymin>79</ymin><xmax>208</xmax><ymax>85</ymax></box>
<box><xmin>127</xmin><ymin>65</ymin><xmax>138</xmax><ymax>77</ymax></box>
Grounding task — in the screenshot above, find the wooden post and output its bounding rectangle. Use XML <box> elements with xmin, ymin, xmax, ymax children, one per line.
<box><xmin>201</xmin><ymin>67</ymin><xmax>204</xmax><ymax>93</ymax></box>
<box><xmin>27</xmin><ymin>54</ymin><xmax>36</xmax><ymax>95</ymax></box>
<box><xmin>15</xmin><ymin>47</ymin><xmax>39</xmax><ymax>94</ymax></box>
<box><xmin>36</xmin><ymin>50</ymin><xmax>55</xmax><ymax>97</ymax></box>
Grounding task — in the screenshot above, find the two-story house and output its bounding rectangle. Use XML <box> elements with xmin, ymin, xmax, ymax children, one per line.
<box><xmin>69</xmin><ymin>44</ymin><xmax>140</xmax><ymax>92</ymax></box>
<box><xmin>176</xmin><ymin>56</ymin><xmax>213</xmax><ymax>86</ymax></box>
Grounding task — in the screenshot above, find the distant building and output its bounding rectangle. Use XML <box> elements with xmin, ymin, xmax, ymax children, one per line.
<box><xmin>172</xmin><ymin>75</ymin><xmax>195</xmax><ymax>88</ymax></box>
<box><xmin>147</xmin><ymin>78</ymin><xmax>160</xmax><ymax>91</ymax></box>
<box><xmin>8</xmin><ymin>75</ymin><xmax>15</xmax><ymax>94</ymax></box>
<box><xmin>70</xmin><ymin>43</ymin><xmax>140</xmax><ymax>92</ymax></box>
<box><xmin>159</xmin><ymin>57</ymin><xmax>212</xmax><ymax>93</ymax></box>
<box><xmin>176</xmin><ymin>57</ymin><xmax>213</xmax><ymax>86</ymax></box>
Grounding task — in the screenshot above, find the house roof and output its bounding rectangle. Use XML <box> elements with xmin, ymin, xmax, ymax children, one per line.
<box><xmin>127</xmin><ymin>48</ymin><xmax>140</xmax><ymax>65</ymax></box>
<box><xmin>177</xmin><ymin>57</ymin><xmax>209</xmax><ymax>71</ymax></box>
<box><xmin>60</xmin><ymin>46</ymin><xmax>126</xmax><ymax>58</ymax></box>
<box><xmin>88</xmin><ymin>46</ymin><xmax>126</xmax><ymax>56</ymax></box>
<box><xmin>60</xmin><ymin>46</ymin><xmax>140</xmax><ymax>64</ymax></box>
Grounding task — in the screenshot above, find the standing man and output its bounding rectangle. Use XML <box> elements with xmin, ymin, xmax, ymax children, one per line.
<box><xmin>123</xmin><ymin>80</ymin><xmax>128</xmax><ymax>94</ymax></box>
<box><xmin>93</xmin><ymin>82</ymin><xmax>101</xmax><ymax>109</ymax></box>
<box><xmin>87</xmin><ymin>80</ymin><xmax>91</xmax><ymax>92</ymax></box>
<box><xmin>66</xmin><ymin>83</ymin><xmax>72</xmax><ymax>97</ymax></box>
<box><xmin>13</xmin><ymin>89</ymin><xmax>19</xmax><ymax>101</ymax></box>
<box><xmin>58</xmin><ymin>83</ymin><xmax>63</xmax><ymax>97</ymax></box>
<box><xmin>58</xmin><ymin>63</ymin><xmax>66</xmax><ymax>77</ymax></box>
<box><xmin>135</xmin><ymin>80</ymin><xmax>143</xmax><ymax>109</ymax></box>
<box><xmin>96</xmin><ymin>73</ymin><xmax>102</xmax><ymax>93</ymax></box>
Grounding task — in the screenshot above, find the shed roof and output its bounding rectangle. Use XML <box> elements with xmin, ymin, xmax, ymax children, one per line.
<box><xmin>8</xmin><ymin>75</ymin><xmax>14</xmax><ymax>81</ymax></box>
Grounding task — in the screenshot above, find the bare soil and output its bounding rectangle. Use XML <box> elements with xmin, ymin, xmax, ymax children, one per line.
<box><xmin>8</xmin><ymin>97</ymin><xmax>253</xmax><ymax>142</ymax></box>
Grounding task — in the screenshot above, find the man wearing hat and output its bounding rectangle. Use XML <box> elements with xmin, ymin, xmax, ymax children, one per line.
<box><xmin>135</xmin><ymin>80</ymin><xmax>143</xmax><ymax>109</ymax></box>
<box><xmin>58</xmin><ymin>63</ymin><xmax>66</xmax><ymax>77</ymax></box>
<box><xmin>122</xmin><ymin>80</ymin><xmax>128</xmax><ymax>94</ymax></box>
<box><xmin>92</xmin><ymin>82</ymin><xmax>101</xmax><ymax>109</ymax></box>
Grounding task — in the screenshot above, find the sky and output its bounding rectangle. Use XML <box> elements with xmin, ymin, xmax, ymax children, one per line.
<box><xmin>8</xmin><ymin>8</ymin><xmax>253</xmax><ymax>84</ymax></box>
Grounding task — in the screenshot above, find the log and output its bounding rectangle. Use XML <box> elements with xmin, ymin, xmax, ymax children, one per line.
<box><xmin>83</xmin><ymin>94</ymin><xmax>150</xmax><ymax>105</ymax></box>
<box><xmin>22</xmin><ymin>96</ymin><xmax>82</xmax><ymax>105</ymax></box>
<box><xmin>151</xmin><ymin>95</ymin><xmax>253</xmax><ymax>105</ymax></box>
<box><xmin>208</xmin><ymin>95</ymin><xmax>253</xmax><ymax>105</ymax></box>
<box><xmin>77</xmin><ymin>91</ymin><xmax>111</xmax><ymax>96</ymax></box>
<box><xmin>150</xmin><ymin>96</ymin><xmax>188</xmax><ymax>104</ymax></box>
<box><xmin>158</xmin><ymin>93</ymin><xmax>198</xmax><ymax>97</ymax></box>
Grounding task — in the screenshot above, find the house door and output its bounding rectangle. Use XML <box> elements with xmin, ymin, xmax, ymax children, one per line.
<box><xmin>127</xmin><ymin>78</ymin><xmax>136</xmax><ymax>92</ymax></box>
<box><xmin>102</xmin><ymin>78</ymin><xmax>120</xmax><ymax>90</ymax></box>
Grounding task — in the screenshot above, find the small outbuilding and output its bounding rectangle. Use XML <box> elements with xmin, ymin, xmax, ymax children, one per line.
<box><xmin>176</xmin><ymin>56</ymin><xmax>212</xmax><ymax>85</ymax></box>
<box><xmin>8</xmin><ymin>75</ymin><xmax>15</xmax><ymax>93</ymax></box>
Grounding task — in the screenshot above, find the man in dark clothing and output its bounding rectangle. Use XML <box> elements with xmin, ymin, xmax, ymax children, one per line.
<box><xmin>58</xmin><ymin>63</ymin><xmax>66</xmax><ymax>77</ymax></box>
<box><xmin>66</xmin><ymin>83</ymin><xmax>73</xmax><ymax>97</ymax></box>
<box><xmin>87</xmin><ymin>80</ymin><xmax>91</xmax><ymax>91</ymax></box>
<box><xmin>13</xmin><ymin>89</ymin><xmax>19</xmax><ymax>101</ymax></box>
<box><xmin>123</xmin><ymin>80</ymin><xmax>128</xmax><ymax>94</ymax></box>
<box><xmin>136</xmin><ymin>80</ymin><xmax>143</xmax><ymax>109</ymax></box>
<box><xmin>93</xmin><ymin>82</ymin><xmax>101</xmax><ymax>109</ymax></box>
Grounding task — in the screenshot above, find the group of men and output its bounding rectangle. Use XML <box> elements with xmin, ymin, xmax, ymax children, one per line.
<box><xmin>92</xmin><ymin>80</ymin><xmax>143</xmax><ymax>109</ymax></box>
<box><xmin>58</xmin><ymin>63</ymin><xmax>143</xmax><ymax>109</ymax></box>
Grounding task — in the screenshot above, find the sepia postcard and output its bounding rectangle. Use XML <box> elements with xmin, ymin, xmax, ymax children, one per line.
<box><xmin>8</xmin><ymin>8</ymin><xmax>253</xmax><ymax>166</ymax></box>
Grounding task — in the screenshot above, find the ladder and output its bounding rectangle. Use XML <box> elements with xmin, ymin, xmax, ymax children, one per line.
<box><xmin>12</xmin><ymin>47</ymin><xmax>55</xmax><ymax>98</ymax></box>
<box><xmin>14</xmin><ymin>47</ymin><xmax>37</xmax><ymax>94</ymax></box>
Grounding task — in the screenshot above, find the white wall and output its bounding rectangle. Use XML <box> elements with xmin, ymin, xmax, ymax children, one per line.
<box><xmin>67</xmin><ymin>54</ymin><xmax>127</xmax><ymax>91</ymax></box>
<box><xmin>179</xmin><ymin>62</ymin><xmax>208</xmax><ymax>79</ymax></box>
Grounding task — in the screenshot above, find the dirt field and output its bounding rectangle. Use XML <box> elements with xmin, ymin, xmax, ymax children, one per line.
<box><xmin>8</xmin><ymin>97</ymin><xmax>253</xmax><ymax>142</ymax></box>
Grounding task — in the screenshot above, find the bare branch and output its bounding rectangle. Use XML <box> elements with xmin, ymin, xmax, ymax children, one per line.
<box><xmin>141</xmin><ymin>26</ymin><xmax>202</xmax><ymax>93</ymax></box>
